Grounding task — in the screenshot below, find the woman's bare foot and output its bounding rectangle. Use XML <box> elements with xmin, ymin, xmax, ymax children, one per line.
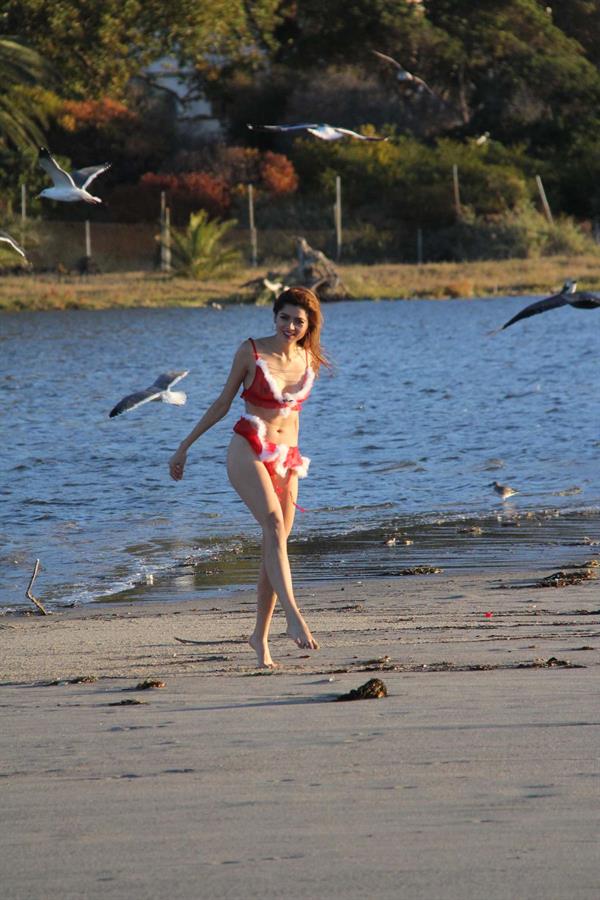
<box><xmin>249</xmin><ymin>633</ymin><xmax>278</xmax><ymax>668</ymax></box>
<box><xmin>286</xmin><ymin>614</ymin><xmax>319</xmax><ymax>650</ymax></box>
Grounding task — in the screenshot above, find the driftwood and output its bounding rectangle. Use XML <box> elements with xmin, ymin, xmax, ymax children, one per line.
<box><xmin>288</xmin><ymin>237</ymin><xmax>348</xmax><ymax>301</ymax></box>
<box><xmin>26</xmin><ymin>559</ymin><xmax>49</xmax><ymax>615</ymax></box>
<box><xmin>241</xmin><ymin>237</ymin><xmax>349</xmax><ymax>304</ymax></box>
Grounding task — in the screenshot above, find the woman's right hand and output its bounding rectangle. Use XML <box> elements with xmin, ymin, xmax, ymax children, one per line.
<box><xmin>169</xmin><ymin>447</ymin><xmax>187</xmax><ymax>481</ymax></box>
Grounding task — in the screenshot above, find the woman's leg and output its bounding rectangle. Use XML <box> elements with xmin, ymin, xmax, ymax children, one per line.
<box><xmin>250</xmin><ymin>477</ymin><xmax>298</xmax><ymax>667</ymax></box>
<box><xmin>227</xmin><ymin>436</ymin><xmax>318</xmax><ymax>656</ymax></box>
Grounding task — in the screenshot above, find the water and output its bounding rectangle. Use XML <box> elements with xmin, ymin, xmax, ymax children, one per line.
<box><xmin>2</xmin><ymin>298</ymin><xmax>599</xmax><ymax>608</ymax></box>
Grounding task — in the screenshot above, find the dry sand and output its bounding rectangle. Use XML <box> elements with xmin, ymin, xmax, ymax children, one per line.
<box><xmin>1</xmin><ymin>568</ymin><xmax>599</xmax><ymax>899</ymax></box>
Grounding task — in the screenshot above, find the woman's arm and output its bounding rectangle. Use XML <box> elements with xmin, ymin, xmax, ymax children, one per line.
<box><xmin>169</xmin><ymin>342</ymin><xmax>250</xmax><ymax>481</ymax></box>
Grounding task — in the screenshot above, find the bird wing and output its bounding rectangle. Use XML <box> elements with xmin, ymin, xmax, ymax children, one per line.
<box><xmin>372</xmin><ymin>49</ymin><xmax>404</xmax><ymax>71</ymax></box>
<box><xmin>248</xmin><ymin>123</ymin><xmax>315</xmax><ymax>133</ymax></box>
<box><xmin>150</xmin><ymin>370</ymin><xmax>189</xmax><ymax>391</ymax></box>
<box><xmin>332</xmin><ymin>127</ymin><xmax>387</xmax><ymax>142</ymax></box>
<box><xmin>412</xmin><ymin>74</ymin><xmax>437</xmax><ymax>96</ymax></box>
<box><xmin>109</xmin><ymin>389</ymin><xmax>161</xmax><ymax>418</ymax></box>
<box><xmin>569</xmin><ymin>290</ymin><xmax>600</xmax><ymax>309</ymax></box>
<box><xmin>38</xmin><ymin>147</ymin><xmax>75</xmax><ymax>188</ymax></box>
<box><xmin>0</xmin><ymin>231</ymin><xmax>26</xmax><ymax>258</ymax></box>
<box><xmin>500</xmin><ymin>292</ymin><xmax>570</xmax><ymax>330</ymax></box>
<box><xmin>71</xmin><ymin>163</ymin><xmax>111</xmax><ymax>190</ymax></box>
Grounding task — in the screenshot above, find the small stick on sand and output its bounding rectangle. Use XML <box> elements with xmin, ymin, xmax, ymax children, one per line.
<box><xmin>26</xmin><ymin>559</ymin><xmax>49</xmax><ymax>616</ymax></box>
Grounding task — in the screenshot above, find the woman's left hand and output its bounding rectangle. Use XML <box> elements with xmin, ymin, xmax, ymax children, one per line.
<box><xmin>169</xmin><ymin>447</ymin><xmax>187</xmax><ymax>481</ymax></box>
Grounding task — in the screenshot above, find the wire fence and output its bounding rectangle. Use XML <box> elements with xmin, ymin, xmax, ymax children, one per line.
<box><xmin>11</xmin><ymin>219</ymin><xmax>430</xmax><ymax>273</ymax></box>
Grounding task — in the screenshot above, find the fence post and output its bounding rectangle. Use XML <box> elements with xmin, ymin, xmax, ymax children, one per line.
<box><xmin>20</xmin><ymin>183</ymin><xmax>26</xmax><ymax>251</ymax></box>
<box><xmin>452</xmin><ymin>164</ymin><xmax>462</xmax><ymax>220</ymax></box>
<box><xmin>85</xmin><ymin>219</ymin><xmax>92</xmax><ymax>258</ymax></box>
<box><xmin>417</xmin><ymin>227</ymin><xmax>423</xmax><ymax>264</ymax></box>
<box><xmin>162</xmin><ymin>206</ymin><xmax>172</xmax><ymax>273</ymax></box>
<box><xmin>248</xmin><ymin>184</ymin><xmax>258</xmax><ymax>267</ymax></box>
<box><xmin>334</xmin><ymin>175</ymin><xmax>342</xmax><ymax>260</ymax></box>
<box><xmin>535</xmin><ymin>175</ymin><xmax>554</xmax><ymax>225</ymax></box>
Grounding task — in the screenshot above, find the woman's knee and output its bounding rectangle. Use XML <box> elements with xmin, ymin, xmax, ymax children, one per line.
<box><xmin>263</xmin><ymin>508</ymin><xmax>286</xmax><ymax>544</ymax></box>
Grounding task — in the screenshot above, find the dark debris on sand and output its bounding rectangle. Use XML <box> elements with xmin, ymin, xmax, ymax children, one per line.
<box><xmin>334</xmin><ymin>678</ymin><xmax>388</xmax><ymax>701</ymax></box>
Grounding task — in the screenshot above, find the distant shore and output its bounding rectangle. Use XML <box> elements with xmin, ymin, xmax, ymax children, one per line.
<box><xmin>1</xmin><ymin>253</ymin><xmax>599</xmax><ymax>311</ymax></box>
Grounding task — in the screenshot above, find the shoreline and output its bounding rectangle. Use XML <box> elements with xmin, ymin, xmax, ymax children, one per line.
<box><xmin>2</xmin><ymin>563</ymin><xmax>598</xmax><ymax>684</ymax></box>
<box><xmin>2</xmin><ymin>253</ymin><xmax>600</xmax><ymax>311</ymax></box>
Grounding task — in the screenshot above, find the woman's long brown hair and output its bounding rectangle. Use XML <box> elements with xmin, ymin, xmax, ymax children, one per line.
<box><xmin>274</xmin><ymin>287</ymin><xmax>331</xmax><ymax>374</ymax></box>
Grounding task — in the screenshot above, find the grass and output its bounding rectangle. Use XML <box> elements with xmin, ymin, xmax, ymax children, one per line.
<box><xmin>1</xmin><ymin>254</ymin><xmax>600</xmax><ymax>311</ymax></box>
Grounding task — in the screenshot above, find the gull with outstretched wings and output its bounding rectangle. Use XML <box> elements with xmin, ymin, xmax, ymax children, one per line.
<box><xmin>109</xmin><ymin>371</ymin><xmax>189</xmax><ymax>418</ymax></box>
<box><xmin>372</xmin><ymin>50</ymin><xmax>439</xmax><ymax>98</ymax></box>
<box><xmin>247</xmin><ymin>123</ymin><xmax>388</xmax><ymax>142</ymax></box>
<box><xmin>492</xmin><ymin>279</ymin><xmax>600</xmax><ymax>332</ymax></box>
<box><xmin>38</xmin><ymin>147</ymin><xmax>111</xmax><ymax>204</ymax></box>
<box><xmin>0</xmin><ymin>230</ymin><xmax>26</xmax><ymax>259</ymax></box>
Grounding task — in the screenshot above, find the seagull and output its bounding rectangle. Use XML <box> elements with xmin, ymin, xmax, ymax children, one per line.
<box><xmin>493</xmin><ymin>279</ymin><xmax>600</xmax><ymax>332</ymax></box>
<box><xmin>0</xmin><ymin>230</ymin><xmax>26</xmax><ymax>258</ymax></box>
<box><xmin>38</xmin><ymin>147</ymin><xmax>111</xmax><ymax>204</ymax></box>
<box><xmin>247</xmin><ymin>123</ymin><xmax>388</xmax><ymax>142</ymax></box>
<box><xmin>490</xmin><ymin>480</ymin><xmax>519</xmax><ymax>500</ymax></box>
<box><xmin>109</xmin><ymin>371</ymin><xmax>189</xmax><ymax>418</ymax></box>
<box><xmin>372</xmin><ymin>50</ymin><xmax>439</xmax><ymax>98</ymax></box>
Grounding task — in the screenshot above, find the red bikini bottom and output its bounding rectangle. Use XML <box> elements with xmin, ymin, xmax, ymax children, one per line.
<box><xmin>233</xmin><ymin>415</ymin><xmax>310</xmax><ymax>481</ymax></box>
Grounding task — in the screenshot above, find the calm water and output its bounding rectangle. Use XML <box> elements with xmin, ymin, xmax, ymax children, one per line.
<box><xmin>2</xmin><ymin>297</ymin><xmax>599</xmax><ymax>608</ymax></box>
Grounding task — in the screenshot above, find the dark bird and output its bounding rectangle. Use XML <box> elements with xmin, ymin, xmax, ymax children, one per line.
<box><xmin>109</xmin><ymin>371</ymin><xmax>189</xmax><ymax>418</ymax></box>
<box><xmin>493</xmin><ymin>279</ymin><xmax>600</xmax><ymax>332</ymax></box>
<box><xmin>0</xmin><ymin>230</ymin><xmax>27</xmax><ymax>258</ymax></box>
<box><xmin>372</xmin><ymin>50</ymin><xmax>440</xmax><ymax>98</ymax></box>
<box><xmin>38</xmin><ymin>147</ymin><xmax>111</xmax><ymax>204</ymax></box>
<box><xmin>247</xmin><ymin>123</ymin><xmax>388</xmax><ymax>142</ymax></box>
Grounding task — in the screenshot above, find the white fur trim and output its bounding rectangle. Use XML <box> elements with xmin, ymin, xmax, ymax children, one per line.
<box><xmin>238</xmin><ymin>414</ymin><xmax>310</xmax><ymax>478</ymax></box>
<box><xmin>295</xmin><ymin>456</ymin><xmax>311</xmax><ymax>478</ymax></box>
<box><xmin>274</xmin><ymin>445</ymin><xmax>290</xmax><ymax>478</ymax></box>
<box><xmin>254</xmin><ymin>357</ymin><xmax>314</xmax><ymax>407</ymax></box>
<box><xmin>286</xmin><ymin>366</ymin><xmax>315</xmax><ymax>403</ymax></box>
<box><xmin>239</xmin><ymin>413</ymin><xmax>266</xmax><ymax>441</ymax></box>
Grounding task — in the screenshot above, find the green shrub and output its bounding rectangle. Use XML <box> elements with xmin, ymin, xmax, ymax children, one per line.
<box><xmin>170</xmin><ymin>210</ymin><xmax>241</xmax><ymax>279</ymax></box>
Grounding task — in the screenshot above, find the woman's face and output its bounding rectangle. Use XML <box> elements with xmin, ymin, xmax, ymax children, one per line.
<box><xmin>274</xmin><ymin>304</ymin><xmax>309</xmax><ymax>345</ymax></box>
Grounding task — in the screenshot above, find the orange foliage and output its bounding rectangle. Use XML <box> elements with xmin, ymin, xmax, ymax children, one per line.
<box><xmin>139</xmin><ymin>172</ymin><xmax>231</xmax><ymax>221</ymax></box>
<box><xmin>59</xmin><ymin>97</ymin><xmax>138</xmax><ymax>133</ymax></box>
<box><xmin>260</xmin><ymin>151</ymin><xmax>298</xmax><ymax>195</ymax></box>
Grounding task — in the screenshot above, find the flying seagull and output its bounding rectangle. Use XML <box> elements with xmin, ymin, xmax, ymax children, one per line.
<box><xmin>0</xmin><ymin>230</ymin><xmax>26</xmax><ymax>259</ymax></box>
<box><xmin>109</xmin><ymin>371</ymin><xmax>189</xmax><ymax>418</ymax></box>
<box><xmin>493</xmin><ymin>279</ymin><xmax>600</xmax><ymax>332</ymax></box>
<box><xmin>490</xmin><ymin>480</ymin><xmax>518</xmax><ymax>500</ymax></box>
<box><xmin>372</xmin><ymin>50</ymin><xmax>439</xmax><ymax>98</ymax></box>
<box><xmin>247</xmin><ymin>123</ymin><xmax>388</xmax><ymax>142</ymax></box>
<box><xmin>38</xmin><ymin>147</ymin><xmax>111</xmax><ymax>204</ymax></box>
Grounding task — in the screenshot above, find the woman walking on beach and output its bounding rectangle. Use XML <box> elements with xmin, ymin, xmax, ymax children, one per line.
<box><xmin>169</xmin><ymin>286</ymin><xmax>328</xmax><ymax>668</ymax></box>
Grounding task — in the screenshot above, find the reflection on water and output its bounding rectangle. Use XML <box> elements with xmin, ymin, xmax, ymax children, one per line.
<box><xmin>1</xmin><ymin>298</ymin><xmax>599</xmax><ymax>607</ymax></box>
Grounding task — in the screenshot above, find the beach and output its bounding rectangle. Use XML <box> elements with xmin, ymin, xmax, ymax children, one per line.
<box><xmin>2</xmin><ymin>566</ymin><xmax>599</xmax><ymax>899</ymax></box>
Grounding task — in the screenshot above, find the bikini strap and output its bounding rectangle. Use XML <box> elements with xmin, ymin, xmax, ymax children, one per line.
<box><xmin>248</xmin><ymin>337</ymin><xmax>259</xmax><ymax>359</ymax></box>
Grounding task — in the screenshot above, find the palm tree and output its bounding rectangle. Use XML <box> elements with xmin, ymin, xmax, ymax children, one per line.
<box><xmin>0</xmin><ymin>37</ymin><xmax>51</xmax><ymax>148</ymax></box>
<box><xmin>170</xmin><ymin>210</ymin><xmax>241</xmax><ymax>279</ymax></box>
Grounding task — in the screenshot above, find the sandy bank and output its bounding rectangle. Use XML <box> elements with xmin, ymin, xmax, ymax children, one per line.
<box><xmin>1</xmin><ymin>569</ymin><xmax>599</xmax><ymax>899</ymax></box>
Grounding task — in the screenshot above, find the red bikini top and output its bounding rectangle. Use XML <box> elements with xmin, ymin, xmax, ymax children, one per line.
<box><xmin>241</xmin><ymin>338</ymin><xmax>315</xmax><ymax>413</ymax></box>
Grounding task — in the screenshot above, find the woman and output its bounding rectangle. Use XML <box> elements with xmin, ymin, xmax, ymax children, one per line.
<box><xmin>169</xmin><ymin>286</ymin><xmax>329</xmax><ymax>668</ymax></box>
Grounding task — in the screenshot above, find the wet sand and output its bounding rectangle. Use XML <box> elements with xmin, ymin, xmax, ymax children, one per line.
<box><xmin>1</xmin><ymin>567</ymin><xmax>599</xmax><ymax>899</ymax></box>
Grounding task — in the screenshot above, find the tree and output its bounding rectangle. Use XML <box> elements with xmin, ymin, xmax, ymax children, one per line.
<box><xmin>0</xmin><ymin>37</ymin><xmax>51</xmax><ymax>148</ymax></box>
<box><xmin>8</xmin><ymin>1</ymin><xmax>283</xmax><ymax>99</ymax></box>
